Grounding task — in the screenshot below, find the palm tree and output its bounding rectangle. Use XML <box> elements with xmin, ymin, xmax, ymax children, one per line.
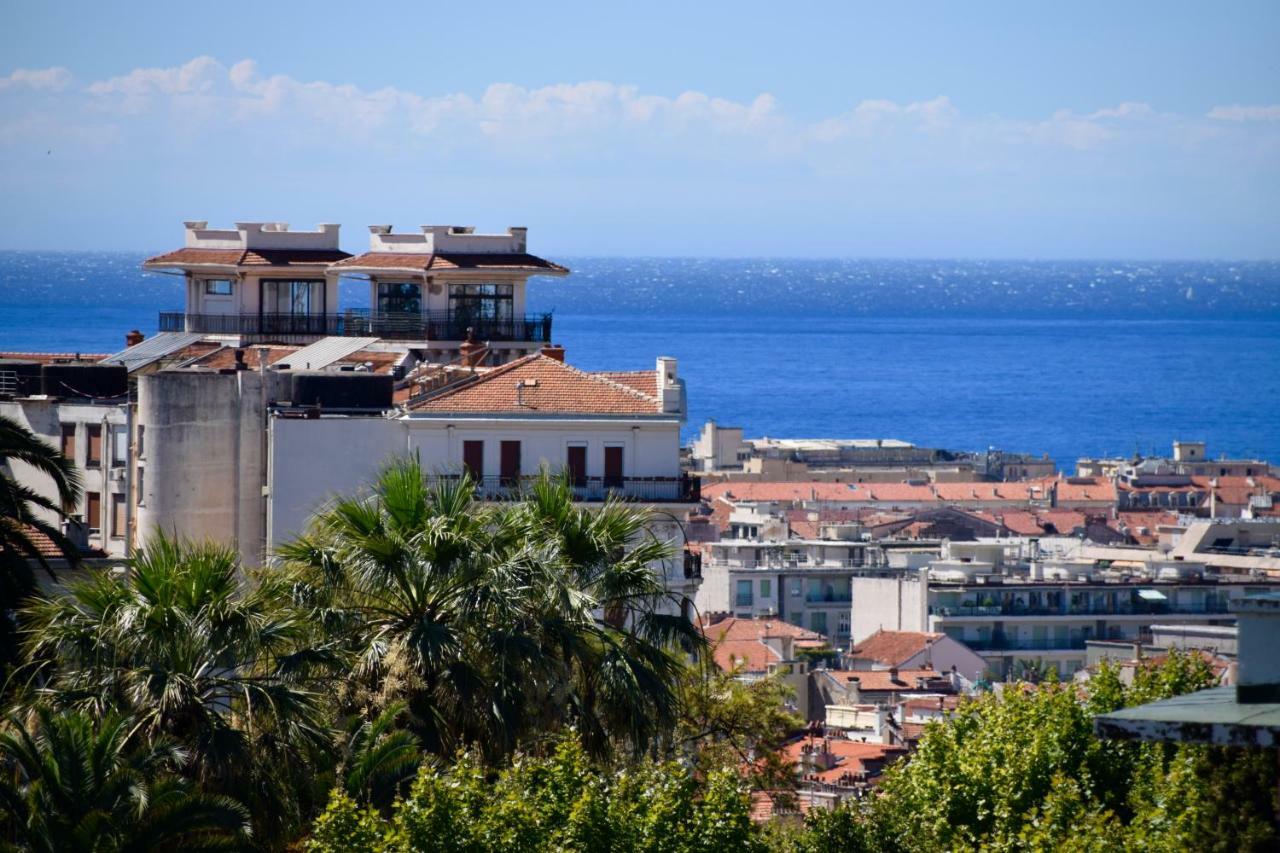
<box><xmin>18</xmin><ymin>534</ymin><xmax>338</xmax><ymax>843</ymax></box>
<box><xmin>0</xmin><ymin>413</ymin><xmax>83</xmax><ymax>577</ymax></box>
<box><xmin>278</xmin><ymin>457</ymin><xmax>702</xmax><ymax>760</ymax></box>
<box><xmin>0</xmin><ymin>707</ymin><xmax>251</xmax><ymax>851</ymax></box>
<box><xmin>335</xmin><ymin>700</ymin><xmax>421</xmax><ymax>809</ymax></box>
<box><xmin>1</xmin><ymin>413</ymin><xmax>82</xmax><ymax>681</ymax></box>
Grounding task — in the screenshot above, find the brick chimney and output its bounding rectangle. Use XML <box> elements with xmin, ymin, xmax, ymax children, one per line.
<box><xmin>458</xmin><ymin>329</ymin><xmax>487</xmax><ymax>369</ymax></box>
<box><xmin>540</xmin><ymin>343</ymin><xmax>565</xmax><ymax>362</ymax></box>
<box><xmin>125</xmin><ymin>329</ymin><xmax>145</xmax><ymax>348</ymax></box>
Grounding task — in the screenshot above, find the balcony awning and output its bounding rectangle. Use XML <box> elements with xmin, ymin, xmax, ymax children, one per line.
<box><xmin>1137</xmin><ymin>589</ymin><xmax>1168</xmax><ymax>601</ymax></box>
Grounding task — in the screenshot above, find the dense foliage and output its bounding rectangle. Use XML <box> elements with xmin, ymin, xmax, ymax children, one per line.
<box><xmin>307</xmin><ymin>736</ymin><xmax>763</xmax><ymax>853</ymax></box>
<box><xmin>792</xmin><ymin>651</ymin><xmax>1279</xmax><ymax>852</ymax></box>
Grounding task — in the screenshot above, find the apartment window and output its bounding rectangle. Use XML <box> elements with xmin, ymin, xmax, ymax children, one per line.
<box><xmin>263</xmin><ymin>279</ymin><xmax>325</xmax><ymax>315</ymax></box>
<box><xmin>500</xmin><ymin>440</ymin><xmax>521</xmax><ymax>487</ymax></box>
<box><xmin>85</xmin><ymin>491</ymin><xmax>101</xmax><ymax>533</ymax></box>
<box><xmin>566</xmin><ymin>444</ymin><xmax>587</xmax><ymax>487</ymax></box>
<box><xmin>203</xmin><ymin>279</ymin><xmax>233</xmax><ymax>296</ymax></box>
<box><xmin>448</xmin><ymin>283</ymin><xmax>513</xmax><ymax>322</ymax></box>
<box><xmin>376</xmin><ymin>281</ymin><xmax>421</xmax><ymax>315</ymax></box>
<box><xmin>111</xmin><ymin>426</ymin><xmax>128</xmax><ymax>467</ymax></box>
<box><xmin>135</xmin><ymin>466</ymin><xmax>145</xmax><ymax>507</ymax></box>
<box><xmin>60</xmin><ymin>423</ymin><xmax>76</xmax><ymax>462</ymax></box>
<box><xmin>86</xmin><ymin>425</ymin><xmax>102</xmax><ymax>466</ymax></box>
<box><xmin>791</xmin><ymin>580</ymin><xmax>802</xmax><ymax>597</ymax></box>
<box><xmin>603</xmin><ymin>445</ymin><xmax>624</xmax><ymax>489</ymax></box>
<box><xmin>136</xmin><ymin>425</ymin><xmax>145</xmax><ymax>458</ymax></box>
<box><xmin>110</xmin><ymin>493</ymin><xmax>125</xmax><ymax>539</ymax></box>
<box><xmin>810</xmin><ymin>611</ymin><xmax>828</xmax><ymax>635</ymax></box>
<box><xmin>759</xmin><ymin>579</ymin><xmax>771</xmax><ymax>599</ymax></box>
<box><xmin>735</xmin><ymin>579</ymin><xmax>753</xmax><ymax>607</ymax></box>
<box><xmin>462</xmin><ymin>440</ymin><xmax>484</xmax><ymax>480</ymax></box>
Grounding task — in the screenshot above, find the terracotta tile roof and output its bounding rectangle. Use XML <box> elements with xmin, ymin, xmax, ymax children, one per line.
<box><xmin>331</xmin><ymin>251</ymin><xmax>568</xmax><ymax>274</ymax></box>
<box><xmin>593</xmin><ymin>371</ymin><xmax>658</xmax><ymax>398</ymax></box>
<box><xmin>782</xmin><ymin>738</ymin><xmax>909</xmax><ymax>785</ymax></box>
<box><xmin>697</xmin><ymin>615</ymin><xmax>826</xmax><ymax>674</ymax></box>
<box><xmin>901</xmin><ymin>694</ymin><xmax>963</xmax><ymax>714</ymax></box>
<box><xmin>826</xmin><ymin>668</ymin><xmax>944</xmax><ymax>693</ymax></box>
<box><xmin>700</xmin><ymin>481</ymin><xmax>858</xmax><ymax>504</ymax></box>
<box><xmin>848</xmin><ymin>630</ymin><xmax>944</xmax><ymax>668</ymax></box>
<box><xmin>143</xmin><ymin>248</ymin><xmax>350</xmax><ymax>268</ymax></box>
<box><xmin>749</xmin><ymin>791</ymin><xmax>809</xmax><ymax>822</ymax></box>
<box><xmin>183</xmin><ymin>344</ymin><xmax>299</xmax><ymax>370</ymax></box>
<box><xmin>7</xmin><ymin>527</ymin><xmax>106</xmax><ymax>560</ymax></box>
<box><xmin>0</xmin><ymin>352</ymin><xmax>108</xmax><ymax>363</ymax></box>
<box><xmin>1043</xmin><ymin>476</ymin><xmax>1116</xmax><ymax>503</ymax></box>
<box><xmin>407</xmin><ymin>354</ymin><xmax>664</xmax><ymax>416</ymax></box>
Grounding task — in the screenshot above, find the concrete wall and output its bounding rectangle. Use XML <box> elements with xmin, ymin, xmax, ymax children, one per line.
<box><xmin>136</xmin><ymin>369</ymin><xmax>279</xmax><ymax>567</ymax></box>
<box><xmin>850</xmin><ymin>575</ymin><xmax>928</xmax><ymax>643</ymax></box>
<box><xmin>267</xmin><ymin>414</ymin><xmax>684</xmax><ymax>550</ymax></box>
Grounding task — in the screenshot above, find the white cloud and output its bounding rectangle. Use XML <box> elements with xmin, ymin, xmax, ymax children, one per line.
<box><xmin>0</xmin><ymin>66</ymin><xmax>72</xmax><ymax>92</ymax></box>
<box><xmin>1207</xmin><ymin>104</ymin><xmax>1280</xmax><ymax>122</ymax></box>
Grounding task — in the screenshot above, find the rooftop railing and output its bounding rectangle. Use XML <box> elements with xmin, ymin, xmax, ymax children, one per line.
<box><xmin>932</xmin><ymin>600</ymin><xmax>1231</xmax><ymax>618</ymax></box>
<box><xmin>424</xmin><ymin>473</ymin><xmax>700</xmax><ymax>504</ymax></box>
<box><xmin>159</xmin><ymin>310</ymin><xmax>554</xmax><ymax>343</ymax></box>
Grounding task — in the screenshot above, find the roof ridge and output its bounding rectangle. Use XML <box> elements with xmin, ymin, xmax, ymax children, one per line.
<box><xmin>410</xmin><ymin>353</ymin><xmax>542</xmax><ymax>406</ymax></box>
<box><xmin>557</xmin><ymin>360</ymin><xmax>659</xmax><ymax>402</ymax></box>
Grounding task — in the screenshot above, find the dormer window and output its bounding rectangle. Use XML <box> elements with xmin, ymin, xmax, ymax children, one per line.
<box><xmin>203</xmin><ymin>279</ymin><xmax>233</xmax><ymax>296</ymax></box>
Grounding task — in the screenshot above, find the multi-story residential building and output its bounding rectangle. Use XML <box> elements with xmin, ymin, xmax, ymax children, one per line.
<box><xmin>696</xmin><ymin>533</ymin><xmax>888</xmax><ymax>645</ymax></box>
<box><xmin>0</xmin><ymin>357</ymin><xmax>131</xmax><ymax>557</ymax></box>
<box><xmin>850</xmin><ymin>547</ymin><xmax>1274</xmax><ymax>679</ymax></box>
<box><xmin>1078</xmin><ymin>440</ymin><xmax>1272</xmax><ymax>481</ymax></box>
<box><xmin>144</xmin><ymin>220</ymin><xmax>566</xmax><ymax>362</ymax></box>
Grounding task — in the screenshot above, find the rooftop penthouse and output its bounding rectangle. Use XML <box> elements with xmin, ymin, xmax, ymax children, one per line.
<box><xmin>145</xmin><ymin>220</ymin><xmax>567</xmax><ymax>359</ymax></box>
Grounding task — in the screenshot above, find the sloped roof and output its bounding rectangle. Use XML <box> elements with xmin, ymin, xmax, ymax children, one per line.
<box><xmin>697</xmin><ymin>615</ymin><xmax>826</xmax><ymax>674</ymax></box>
<box><xmin>331</xmin><ymin>251</ymin><xmax>568</xmax><ymax>275</ymax></box>
<box><xmin>700</xmin><ymin>481</ymin><xmax>858</xmax><ymax>504</ymax></box>
<box><xmin>143</xmin><ymin>248</ymin><xmax>351</xmax><ymax>268</ymax></box>
<box><xmin>848</xmin><ymin>630</ymin><xmax>945</xmax><ymax>667</ymax></box>
<box><xmin>825</xmin><ymin>668</ymin><xmax>944</xmax><ymax>693</ymax></box>
<box><xmin>408</xmin><ymin>354</ymin><xmax>665</xmax><ymax>416</ymax></box>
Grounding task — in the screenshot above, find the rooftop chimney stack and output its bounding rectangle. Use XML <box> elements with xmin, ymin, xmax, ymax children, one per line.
<box><xmin>125</xmin><ymin>330</ymin><xmax>145</xmax><ymax>349</ymax></box>
<box><xmin>656</xmin><ymin>356</ymin><xmax>683</xmax><ymax>417</ymax></box>
<box><xmin>540</xmin><ymin>343</ymin><xmax>565</xmax><ymax>362</ymax></box>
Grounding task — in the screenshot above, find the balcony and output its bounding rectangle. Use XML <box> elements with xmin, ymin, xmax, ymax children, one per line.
<box><xmin>158</xmin><ymin>310</ymin><xmax>554</xmax><ymax>343</ymax></box>
<box><xmin>426</xmin><ymin>474</ymin><xmax>700</xmax><ymax>504</ymax></box>
<box><xmin>931</xmin><ymin>600</ymin><xmax>1230</xmax><ymax>619</ymax></box>
<box><xmin>966</xmin><ymin>636</ymin><xmax>1087</xmax><ymax>652</ymax></box>
<box><xmin>805</xmin><ymin>592</ymin><xmax>853</xmax><ymax>605</ymax></box>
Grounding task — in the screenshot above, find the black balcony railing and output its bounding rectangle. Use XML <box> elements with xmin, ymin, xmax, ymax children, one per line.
<box><xmin>426</xmin><ymin>474</ymin><xmax>700</xmax><ymax>503</ymax></box>
<box><xmin>159</xmin><ymin>310</ymin><xmax>554</xmax><ymax>343</ymax></box>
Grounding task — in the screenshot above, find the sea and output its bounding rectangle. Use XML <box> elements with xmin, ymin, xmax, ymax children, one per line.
<box><xmin>2</xmin><ymin>251</ymin><xmax>1279</xmax><ymax>470</ymax></box>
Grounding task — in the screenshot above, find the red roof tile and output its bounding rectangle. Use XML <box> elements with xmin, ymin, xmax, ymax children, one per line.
<box><xmin>408</xmin><ymin>354</ymin><xmax>663</xmax><ymax>416</ymax></box>
<box><xmin>848</xmin><ymin>630</ymin><xmax>944</xmax><ymax>668</ymax></box>
<box><xmin>825</xmin><ymin>668</ymin><xmax>944</xmax><ymax>693</ymax></box>
<box><xmin>331</xmin><ymin>251</ymin><xmax>568</xmax><ymax>274</ymax></box>
<box><xmin>143</xmin><ymin>248</ymin><xmax>350</xmax><ymax>268</ymax></box>
<box><xmin>698</xmin><ymin>615</ymin><xmax>826</xmax><ymax>674</ymax></box>
<box><xmin>700</xmin><ymin>482</ymin><xmax>858</xmax><ymax>504</ymax></box>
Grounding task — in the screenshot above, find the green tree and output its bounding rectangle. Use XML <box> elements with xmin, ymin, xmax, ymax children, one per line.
<box><xmin>674</xmin><ymin>665</ymin><xmax>802</xmax><ymax>788</ymax></box>
<box><xmin>0</xmin><ymin>414</ymin><xmax>82</xmax><ymax>681</ymax></box>
<box><xmin>17</xmin><ymin>534</ymin><xmax>337</xmax><ymax>844</ymax></box>
<box><xmin>0</xmin><ymin>707</ymin><xmax>250</xmax><ymax>851</ymax></box>
<box><xmin>306</xmin><ymin>735</ymin><xmax>765</xmax><ymax>853</ymax></box>
<box><xmin>279</xmin><ymin>459</ymin><xmax>701</xmax><ymax>761</ymax></box>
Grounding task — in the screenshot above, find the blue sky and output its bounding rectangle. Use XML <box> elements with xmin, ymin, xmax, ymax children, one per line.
<box><xmin>1</xmin><ymin>1</ymin><xmax>1277</xmax><ymax>257</ymax></box>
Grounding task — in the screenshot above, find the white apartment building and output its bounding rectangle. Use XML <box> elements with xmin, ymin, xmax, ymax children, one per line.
<box><xmin>696</xmin><ymin>531</ymin><xmax>887</xmax><ymax>646</ymax></box>
<box><xmin>850</xmin><ymin>544</ymin><xmax>1274</xmax><ymax>679</ymax></box>
<box><xmin>0</xmin><ymin>359</ymin><xmax>132</xmax><ymax>557</ymax></box>
<box><xmin>144</xmin><ymin>220</ymin><xmax>567</xmax><ymax>362</ymax></box>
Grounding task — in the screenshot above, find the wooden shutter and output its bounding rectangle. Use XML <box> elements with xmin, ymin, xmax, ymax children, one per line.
<box><xmin>463</xmin><ymin>440</ymin><xmax>484</xmax><ymax>480</ymax></box>
<box><xmin>500</xmin><ymin>441</ymin><xmax>521</xmax><ymax>487</ymax></box>
<box><xmin>566</xmin><ymin>445</ymin><xmax>587</xmax><ymax>486</ymax></box>
<box><xmin>604</xmin><ymin>446</ymin><xmax>624</xmax><ymax>488</ymax></box>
